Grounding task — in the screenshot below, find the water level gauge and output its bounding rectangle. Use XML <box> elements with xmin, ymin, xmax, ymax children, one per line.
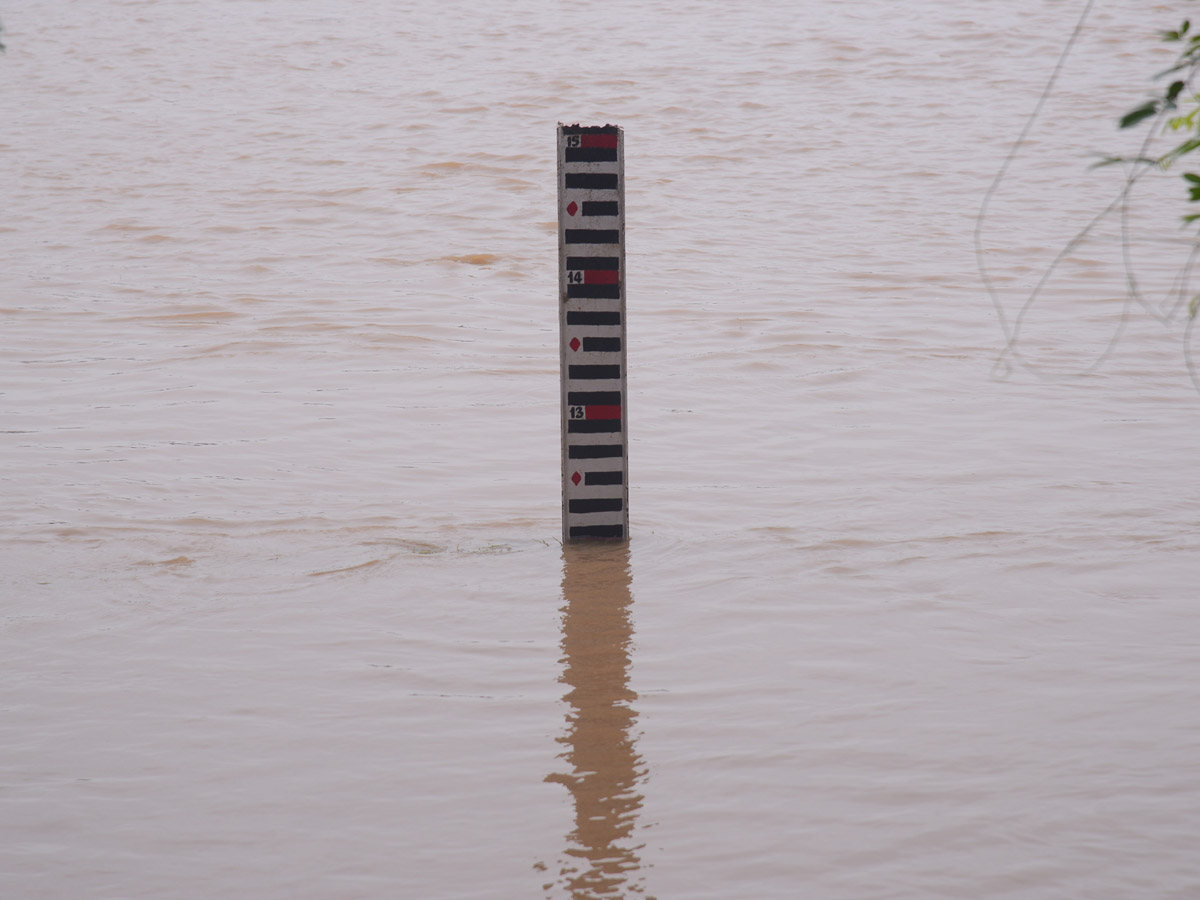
<box><xmin>558</xmin><ymin>124</ymin><xmax>628</xmax><ymax>541</ymax></box>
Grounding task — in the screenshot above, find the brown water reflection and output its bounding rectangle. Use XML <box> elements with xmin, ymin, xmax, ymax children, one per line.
<box><xmin>545</xmin><ymin>541</ymin><xmax>652</xmax><ymax>899</ymax></box>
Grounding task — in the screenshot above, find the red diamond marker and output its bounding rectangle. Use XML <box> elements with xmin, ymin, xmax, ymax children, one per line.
<box><xmin>567</xmin><ymin>201</ymin><xmax>578</xmax><ymax>216</ymax></box>
<box><xmin>571</xmin><ymin>471</ymin><xmax>581</xmax><ymax>486</ymax></box>
<box><xmin>569</xmin><ymin>337</ymin><xmax>580</xmax><ymax>352</ymax></box>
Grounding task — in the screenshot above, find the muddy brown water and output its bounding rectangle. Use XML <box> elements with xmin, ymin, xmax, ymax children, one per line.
<box><xmin>3</xmin><ymin>1</ymin><xmax>1199</xmax><ymax>897</ymax></box>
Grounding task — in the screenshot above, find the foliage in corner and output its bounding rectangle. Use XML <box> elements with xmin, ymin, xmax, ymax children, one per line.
<box><xmin>978</xmin><ymin>4</ymin><xmax>1200</xmax><ymax>387</ymax></box>
<box><xmin>1104</xmin><ymin>17</ymin><xmax>1200</xmax><ymax>227</ymax></box>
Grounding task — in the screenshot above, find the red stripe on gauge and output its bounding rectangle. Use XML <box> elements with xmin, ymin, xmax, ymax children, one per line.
<box><xmin>587</xmin><ymin>405</ymin><xmax>622</xmax><ymax>420</ymax></box>
<box><xmin>581</xmin><ymin>134</ymin><xmax>619</xmax><ymax>149</ymax></box>
<box><xmin>584</xmin><ymin>270</ymin><xmax>619</xmax><ymax>284</ymax></box>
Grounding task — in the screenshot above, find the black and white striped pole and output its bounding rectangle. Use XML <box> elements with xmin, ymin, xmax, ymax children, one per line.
<box><xmin>558</xmin><ymin>123</ymin><xmax>628</xmax><ymax>542</ymax></box>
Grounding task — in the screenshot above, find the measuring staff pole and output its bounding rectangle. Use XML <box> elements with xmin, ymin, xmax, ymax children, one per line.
<box><xmin>557</xmin><ymin>123</ymin><xmax>628</xmax><ymax>542</ymax></box>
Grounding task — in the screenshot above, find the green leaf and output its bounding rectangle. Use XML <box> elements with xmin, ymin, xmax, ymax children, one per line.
<box><xmin>1163</xmin><ymin>138</ymin><xmax>1200</xmax><ymax>166</ymax></box>
<box><xmin>1182</xmin><ymin>213</ymin><xmax>1200</xmax><ymax>225</ymax></box>
<box><xmin>1088</xmin><ymin>155</ymin><xmax>1158</xmax><ymax>169</ymax></box>
<box><xmin>1190</xmin><ymin>295</ymin><xmax>1200</xmax><ymax>320</ymax></box>
<box><xmin>1120</xmin><ymin>102</ymin><xmax>1159</xmax><ymax>129</ymax></box>
<box><xmin>1168</xmin><ymin>80</ymin><xmax>1187</xmax><ymax>103</ymax></box>
<box><xmin>1185</xmin><ymin>173</ymin><xmax>1200</xmax><ymax>184</ymax></box>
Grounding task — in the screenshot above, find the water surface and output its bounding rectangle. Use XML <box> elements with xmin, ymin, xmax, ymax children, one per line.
<box><xmin>3</xmin><ymin>1</ymin><xmax>1199</xmax><ymax>897</ymax></box>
